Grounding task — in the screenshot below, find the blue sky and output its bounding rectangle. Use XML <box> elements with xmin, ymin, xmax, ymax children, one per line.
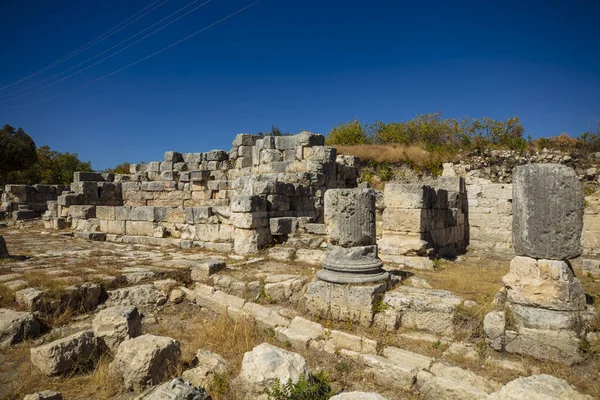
<box><xmin>0</xmin><ymin>0</ymin><xmax>599</xmax><ymax>170</ymax></box>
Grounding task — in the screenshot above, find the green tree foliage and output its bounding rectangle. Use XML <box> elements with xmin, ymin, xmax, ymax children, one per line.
<box><xmin>257</xmin><ymin>125</ymin><xmax>293</xmax><ymax>137</ymax></box>
<box><xmin>105</xmin><ymin>162</ymin><xmax>131</xmax><ymax>174</ymax></box>
<box><xmin>326</xmin><ymin>119</ymin><xmax>371</xmax><ymax>146</ymax></box>
<box><xmin>267</xmin><ymin>372</ymin><xmax>335</xmax><ymax>400</ymax></box>
<box><xmin>7</xmin><ymin>145</ymin><xmax>93</xmax><ymax>185</ymax></box>
<box><xmin>0</xmin><ymin>124</ymin><xmax>37</xmax><ymax>184</ymax></box>
<box><xmin>370</xmin><ymin>113</ymin><xmax>526</xmax><ymax>151</ymax></box>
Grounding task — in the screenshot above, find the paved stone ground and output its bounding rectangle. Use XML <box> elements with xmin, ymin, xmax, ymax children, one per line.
<box><xmin>0</xmin><ymin>221</ymin><xmax>598</xmax><ymax>399</ymax></box>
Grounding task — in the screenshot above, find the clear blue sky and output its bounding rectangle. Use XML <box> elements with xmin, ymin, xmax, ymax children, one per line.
<box><xmin>1</xmin><ymin>0</ymin><xmax>599</xmax><ymax>170</ymax></box>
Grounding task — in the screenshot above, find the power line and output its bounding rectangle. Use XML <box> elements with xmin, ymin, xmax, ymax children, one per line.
<box><xmin>0</xmin><ymin>0</ymin><xmax>263</xmax><ymax>112</ymax></box>
<box><xmin>0</xmin><ymin>0</ymin><xmax>208</xmax><ymax>101</ymax></box>
<box><xmin>0</xmin><ymin>0</ymin><xmax>212</xmax><ymax>103</ymax></box>
<box><xmin>0</xmin><ymin>0</ymin><xmax>170</xmax><ymax>91</ymax></box>
<box><xmin>82</xmin><ymin>0</ymin><xmax>262</xmax><ymax>88</ymax></box>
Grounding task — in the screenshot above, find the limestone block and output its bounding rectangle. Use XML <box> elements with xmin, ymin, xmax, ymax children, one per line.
<box><xmin>513</xmin><ymin>164</ymin><xmax>584</xmax><ymax>259</ymax></box>
<box><xmin>92</xmin><ymin>306</ymin><xmax>142</xmax><ymax>353</ymax></box>
<box><xmin>185</xmin><ymin>206</ymin><xmax>213</xmax><ymax>223</ymax></box>
<box><xmin>231</xmin><ymin>195</ymin><xmax>267</xmax><ymax>213</ymax></box>
<box><xmin>384</xmin><ymin>184</ymin><xmax>434</xmax><ymax>209</ymax></box>
<box><xmin>304</xmin><ymin>280</ymin><xmax>386</xmax><ymax>325</ymax></box>
<box><xmin>484</xmin><ymin>310</ymin><xmax>506</xmax><ymax>351</ymax></box>
<box><xmin>190</xmin><ymin>170</ymin><xmax>211</xmax><ymax>182</ymax></box>
<box><xmin>233</xmin><ymin>228</ymin><xmax>271</xmax><ymax>254</ymax></box>
<box><xmin>96</xmin><ymin>206</ymin><xmax>115</xmax><ymax>220</ymax></box>
<box><xmin>139</xmin><ymin>378</ymin><xmax>210</xmax><ymax>400</ymax></box>
<box><xmin>105</xmin><ymin>285</ymin><xmax>167</xmax><ymax>310</ymax></box>
<box><xmin>129</xmin><ymin>206</ymin><xmax>155</xmax><ymax>221</ymax></box>
<box><xmin>360</xmin><ymin>354</ymin><xmax>418</xmax><ymax>390</ymax></box>
<box><xmin>270</xmin><ymin>217</ymin><xmax>296</xmax><ymax>235</ymax></box>
<box><xmin>181</xmin><ymin>349</ymin><xmax>229</xmax><ymax>390</ymax></box>
<box><xmin>109</xmin><ymin>334</ymin><xmax>181</xmax><ymax>390</ymax></box>
<box><xmin>378</xmin><ymin>232</ymin><xmax>430</xmax><ymax>256</ymax></box>
<box><xmin>237</xmin><ymin>343</ymin><xmax>311</xmax><ymax>396</ymax></box>
<box><xmin>182</xmin><ymin>153</ymin><xmax>203</xmax><ymax>163</ymax></box>
<box><xmin>384</xmin><ymin>286</ymin><xmax>461</xmax><ymax>335</ymax></box>
<box><xmin>259</xmin><ymin>149</ymin><xmax>281</xmax><ymax>164</ymax></box>
<box><xmin>73</xmin><ymin>171</ymin><xmax>104</xmax><ymax>182</ymax></box>
<box><xmin>232</xmin><ymin>133</ymin><xmax>259</xmax><ymax>147</ymax></box>
<box><xmin>15</xmin><ymin>288</ymin><xmax>43</xmax><ymax>311</ymax></box>
<box><xmin>126</xmin><ymin>221</ymin><xmax>156</xmax><ymax>236</ymax></box>
<box><xmin>504</xmin><ymin>327</ymin><xmax>582</xmax><ymax>365</ymax></box>
<box><xmin>68</xmin><ymin>205</ymin><xmax>96</xmax><ymax>219</ymax></box>
<box><xmin>30</xmin><ymin>330</ymin><xmax>98</xmax><ymax>376</ymax></box>
<box><xmin>190</xmin><ymin>259</ymin><xmax>226</xmax><ymax>281</ymax></box>
<box><xmin>164</xmin><ymin>151</ymin><xmax>183</xmax><ymax>163</ymax></box>
<box><xmin>230</xmin><ymin>212</ymin><xmax>268</xmax><ymax>229</ymax></box>
<box><xmin>417</xmin><ymin>362</ymin><xmax>499</xmax><ymax>400</ymax></box>
<box><xmin>206</xmin><ymin>150</ymin><xmax>228</xmax><ymax>161</ymax></box>
<box><xmin>502</xmin><ymin>256</ymin><xmax>586</xmax><ymax>311</ymax></box>
<box><xmin>0</xmin><ymin>308</ymin><xmax>41</xmax><ymax>348</ymax></box>
<box><xmin>488</xmin><ymin>374</ymin><xmax>592</xmax><ymax>400</ymax></box>
<box><xmin>325</xmin><ymin>188</ymin><xmax>377</xmax><ymax>247</ymax></box>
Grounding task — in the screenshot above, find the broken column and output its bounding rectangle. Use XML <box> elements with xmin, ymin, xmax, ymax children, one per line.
<box><xmin>484</xmin><ymin>164</ymin><xmax>593</xmax><ymax>365</ymax></box>
<box><xmin>305</xmin><ymin>188</ymin><xmax>389</xmax><ymax>325</ymax></box>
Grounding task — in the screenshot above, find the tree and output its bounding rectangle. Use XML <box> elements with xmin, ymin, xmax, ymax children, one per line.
<box><xmin>326</xmin><ymin>119</ymin><xmax>371</xmax><ymax>145</ymax></box>
<box><xmin>105</xmin><ymin>162</ymin><xmax>131</xmax><ymax>174</ymax></box>
<box><xmin>0</xmin><ymin>124</ymin><xmax>37</xmax><ymax>184</ymax></box>
<box><xmin>6</xmin><ymin>145</ymin><xmax>93</xmax><ymax>185</ymax></box>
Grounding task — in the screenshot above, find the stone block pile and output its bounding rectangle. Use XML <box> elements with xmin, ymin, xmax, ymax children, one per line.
<box><xmin>1</xmin><ymin>184</ymin><xmax>69</xmax><ymax>220</ymax></box>
<box><xmin>484</xmin><ymin>164</ymin><xmax>595</xmax><ymax>365</ymax></box>
<box><xmin>42</xmin><ymin>131</ymin><xmax>360</xmax><ymax>254</ymax></box>
<box><xmin>378</xmin><ymin>177</ymin><xmax>468</xmax><ymax>267</ymax></box>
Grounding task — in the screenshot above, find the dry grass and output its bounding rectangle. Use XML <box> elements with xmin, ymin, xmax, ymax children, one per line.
<box><xmin>0</xmin><ymin>344</ymin><xmax>121</xmax><ymax>400</ymax></box>
<box><xmin>335</xmin><ymin>144</ymin><xmax>449</xmax><ymax>166</ymax></box>
<box><xmin>0</xmin><ymin>284</ymin><xmax>17</xmax><ymax>309</ymax></box>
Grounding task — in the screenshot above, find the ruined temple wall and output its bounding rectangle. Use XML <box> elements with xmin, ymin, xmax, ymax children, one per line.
<box><xmin>1</xmin><ymin>184</ymin><xmax>69</xmax><ymax>219</ymax></box>
<box><xmin>464</xmin><ymin>177</ymin><xmax>513</xmax><ymax>254</ymax></box>
<box><xmin>45</xmin><ymin>132</ymin><xmax>360</xmax><ymax>253</ymax></box>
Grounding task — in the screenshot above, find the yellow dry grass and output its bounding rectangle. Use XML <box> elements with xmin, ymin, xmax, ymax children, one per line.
<box><xmin>335</xmin><ymin>144</ymin><xmax>450</xmax><ymax>166</ymax></box>
<box><xmin>0</xmin><ymin>345</ymin><xmax>121</xmax><ymax>400</ymax></box>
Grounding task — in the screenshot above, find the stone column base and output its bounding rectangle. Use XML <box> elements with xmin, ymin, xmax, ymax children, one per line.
<box><xmin>304</xmin><ymin>278</ymin><xmax>389</xmax><ymax>326</ymax></box>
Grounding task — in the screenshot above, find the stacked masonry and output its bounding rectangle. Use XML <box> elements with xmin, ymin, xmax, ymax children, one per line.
<box><xmin>483</xmin><ymin>164</ymin><xmax>596</xmax><ymax>365</ymax></box>
<box><xmin>378</xmin><ymin>177</ymin><xmax>468</xmax><ymax>265</ymax></box>
<box><xmin>1</xmin><ymin>184</ymin><xmax>69</xmax><ymax>220</ymax></box>
<box><xmin>43</xmin><ymin>132</ymin><xmax>359</xmax><ymax>254</ymax></box>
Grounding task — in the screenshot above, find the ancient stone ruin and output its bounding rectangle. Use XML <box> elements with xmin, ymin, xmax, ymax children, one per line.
<box><xmin>484</xmin><ymin>164</ymin><xmax>595</xmax><ymax>365</ymax></box>
<box><xmin>1</xmin><ymin>133</ymin><xmax>598</xmax><ymax>399</ymax></box>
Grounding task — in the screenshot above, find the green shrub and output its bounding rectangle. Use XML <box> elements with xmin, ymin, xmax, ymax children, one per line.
<box><xmin>266</xmin><ymin>371</ymin><xmax>335</xmax><ymax>400</ymax></box>
<box><xmin>326</xmin><ymin>119</ymin><xmax>371</xmax><ymax>146</ymax></box>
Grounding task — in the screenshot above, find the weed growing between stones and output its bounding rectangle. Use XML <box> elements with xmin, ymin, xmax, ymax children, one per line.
<box><xmin>266</xmin><ymin>371</ymin><xmax>335</xmax><ymax>400</ymax></box>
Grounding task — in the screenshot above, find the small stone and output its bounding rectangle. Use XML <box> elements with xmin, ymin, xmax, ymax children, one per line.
<box><xmin>23</xmin><ymin>390</ymin><xmax>63</xmax><ymax>400</ymax></box>
<box><xmin>169</xmin><ymin>289</ymin><xmax>185</xmax><ymax>303</ymax></box>
<box><xmin>181</xmin><ymin>349</ymin><xmax>229</xmax><ymax>389</ymax></box>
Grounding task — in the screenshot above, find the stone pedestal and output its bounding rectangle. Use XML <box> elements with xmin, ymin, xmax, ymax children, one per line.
<box><xmin>306</xmin><ymin>189</ymin><xmax>389</xmax><ymax>325</ymax></box>
<box><xmin>484</xmin><ymin>164</ymin><xmax>593</xmax><ymax>365</ymax></box>
<box><xmin>316</xmin><ymin>189</ymin><xmax>388</xmax><ymax>284</ymax></box>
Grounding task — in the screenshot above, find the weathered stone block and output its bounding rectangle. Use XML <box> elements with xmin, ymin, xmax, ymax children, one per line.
<box><xmin>384</xmin><ymin>184</ymin><xmax>434</xmax><ymax>209</ymax></box>
<box><xmin>231</xmin><ymin>212</ymin><xmax>268</xmax><ymax>229</ymax></box>
<box><xmin>164</xmin><ymin>151</ymin><xmax>183</xmax><ymax>163</ymax></box>
<box><xmin>502</xmin><ymin>256</ymin><xmax>586</xmax><ymax>311</ymax></box>
<box><xmin>304</xmin><ymin>280</ymin><xmax>386</xmax><ymax>325</ymax></box>
<box><xmin>129</xmin><ymin>206</ymin><xmax>155</xmax><ymax>222</ymax></box>
<box><xmin>30</xmin><ymin>330</ymin><xmax>98</xmax><ymax>376</ymax></box>
<box><xmin>324</xmin><ymin>188</ymin><xmax>377</xmax><ymax>247</ymax></box>
<box><xmin>233</xmin><ymin>228</ymin><xmax>272</xmax><ymax>254</ymax></box>
<box><xmin>512</xmin><ymin>164</ymin><xmax>584</xmax><ymax>259</ymax></box>
<box><xmin>270</xmin><ymin>217</ymin><xmax>296</xmax><ymax>235</ymax></box>
<box><xmin>126</xmin><ymin>221</ymin><xmax>156</xmax><ymax>236</ymax></box>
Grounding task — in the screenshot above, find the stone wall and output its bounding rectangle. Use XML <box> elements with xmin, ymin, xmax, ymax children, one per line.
<box><xmin>377</xmin><ymin>177</ymin><xmax>468</xmax><ymax>265</ymax></box>
<box><xmin>44</xmin><ymin>132</ymin><xmax>359</xmax><ymax>254</ymax></box>
<box><xmin>1</xmin><ymin>184</ymin><xmax>69</xmax><ymax>220</ymax></box>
